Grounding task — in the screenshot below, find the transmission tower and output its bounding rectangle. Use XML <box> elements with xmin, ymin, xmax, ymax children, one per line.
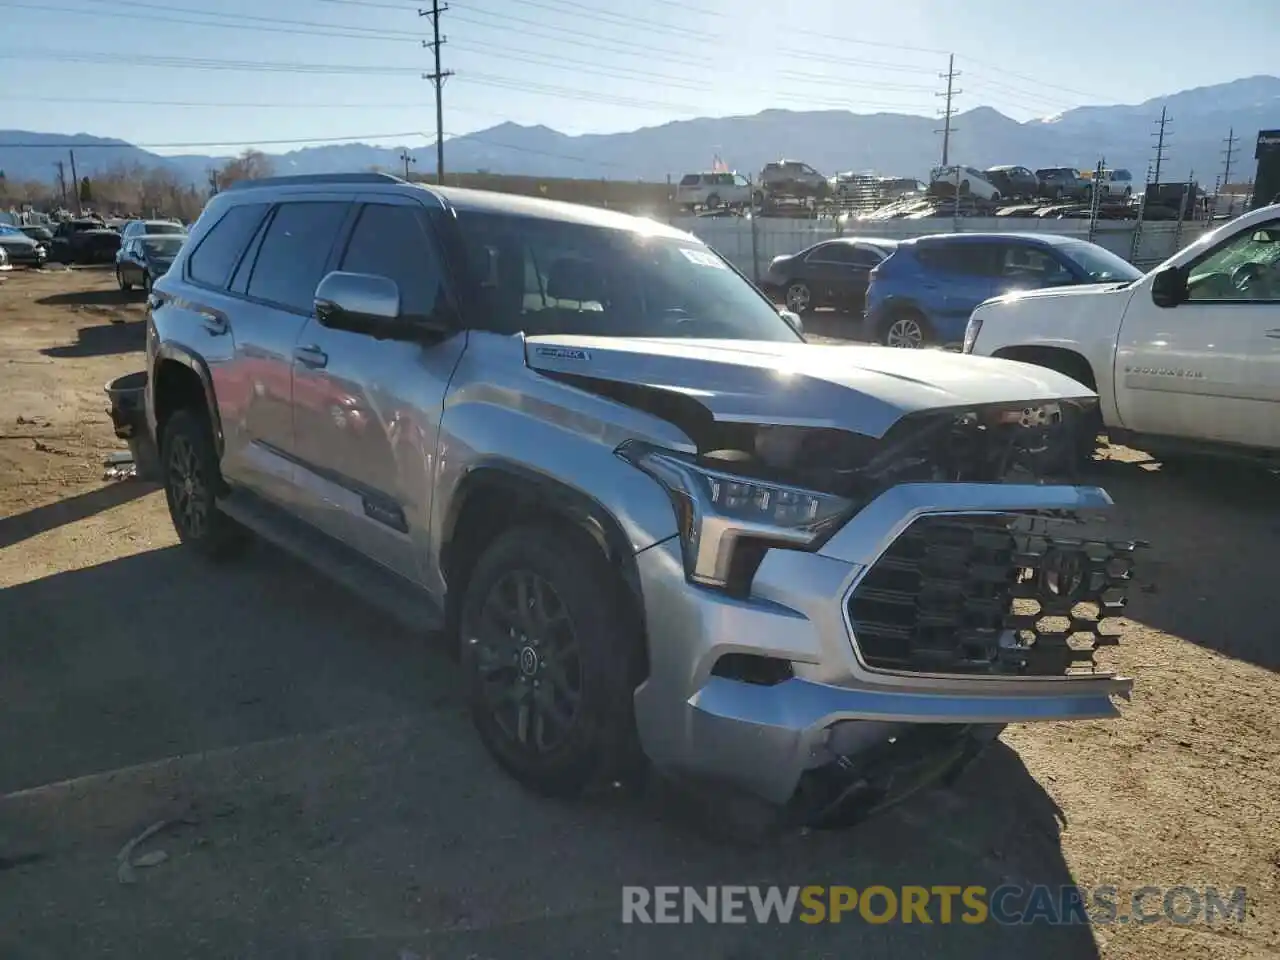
<box><xmin>935</xmin><ymin>54</ymin><xmax>961</xmax><ymax>167</ymax></box>
<box><xmin>420</xmin><ymin>0</ymin><xmax>453</xmax><ymax>184</ymax></box>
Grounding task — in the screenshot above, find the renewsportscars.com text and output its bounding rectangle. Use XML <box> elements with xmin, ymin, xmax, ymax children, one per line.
<box><xmin>621</xmin><ymin>885</ymin><xmax>1247</xmax><ymax>926</ymax></box>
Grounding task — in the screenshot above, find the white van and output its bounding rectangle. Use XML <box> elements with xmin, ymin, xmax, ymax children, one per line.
<box><xmin>674</xmin><ymin>172</ymin><xmax>753</xmax><ymax>210</ymax></box>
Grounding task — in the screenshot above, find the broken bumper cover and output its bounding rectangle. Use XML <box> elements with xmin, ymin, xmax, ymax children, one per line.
<box><xmin>632</xmin><ymin>482</ymin><xmax>1135</xmax><ymax>808</ymax></box>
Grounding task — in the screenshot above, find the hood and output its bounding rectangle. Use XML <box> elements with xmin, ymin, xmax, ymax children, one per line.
<box><xmin>0</xmin><ymin>233</ymin><xmax>38</xmax><ymax>250</ymax></box>
<box><xmin>525</xmin><ymin>335</ymin><xmax>1094</xmax><ymax>439</ymax></box>
<box><xmin>987</xmin><ymin>280</ymin><xmax>1138</xmax><ymax>305</ymax></box>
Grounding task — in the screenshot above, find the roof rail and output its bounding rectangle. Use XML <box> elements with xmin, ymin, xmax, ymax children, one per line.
<box><xmin>223</xmin><ymin>172</ymin><xmax>407</xmax><ymax>191</ymax></box>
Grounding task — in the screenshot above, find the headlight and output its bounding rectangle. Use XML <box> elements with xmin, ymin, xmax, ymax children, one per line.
<box><xmin>616</xmin><ymin>441</ymin><xmax>855</xmax><ymax>588</ymax></box>
<box><xmin>962</xmin><ymin>314</ymin><xmax>983</xmax><ymax>354</ymax></box>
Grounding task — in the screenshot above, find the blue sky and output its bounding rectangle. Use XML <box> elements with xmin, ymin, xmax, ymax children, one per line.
<box><xmin>1</xmin><ymin>0</ymin><xmax>1277</xmax><ymax>154</ymax></box>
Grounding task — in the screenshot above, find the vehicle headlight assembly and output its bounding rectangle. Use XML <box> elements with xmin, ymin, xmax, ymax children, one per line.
<box><xmin>616</xmin><ymin>441</ymin><xmax>855</xmax><ymax>589</ymax></box>
<box><xmin>962</xmin><ymin>314</ymin><xmax>982</xmax><ymax>354</ymax></box>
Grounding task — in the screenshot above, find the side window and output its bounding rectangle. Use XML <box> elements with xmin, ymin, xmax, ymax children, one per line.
<box><xmin>807</xmin><ymin>243</ymin><xmax>856</xmax><ymax>264</ymax></box>
<box><xmin>918</xmin><ymin>243</ymin><xmax>1001</xmax><ymax>276</ymax></box>
<box><xmin>678</xmin><ymin>174</ymin><xmax>699</xmax><ymax>187</ymax></box>
<box><xmin>1187</xmin><ymin>221</ymin><xmax>1280</xmax><ymax>303</ymax></box>
<box><xmin>339</xmin><ymin>204</ymin><xmax>446</xmax><ymax>318</ymax></box>
<box><xmin>187</xmin><ymin>203</ymin><xmax>269</xmax><ymax>290</ymax></box>
<box><xmin>733</xmin><ymin>174</ymin><xmax>749</xmax><ymax>187</ymax></box>
<box><xmin>246</xmin><ymin>201</ymin><xmax>349</xmax><ymax>312</ymax></box>
<box><xmin>999</xmin><ymin>244</ymin><xmax>1064</xmax><ymax>279</ymax></box>
<box><xmin>852</xmin><ymin>248</ymin><xmax>885</xmax><ymax>268</ymax></box>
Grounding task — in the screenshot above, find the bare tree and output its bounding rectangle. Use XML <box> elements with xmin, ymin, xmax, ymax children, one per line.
<box><xmin>216</xmin><ymin>149</ymin><xmax>274</xmax><ymax>190</ymax></box>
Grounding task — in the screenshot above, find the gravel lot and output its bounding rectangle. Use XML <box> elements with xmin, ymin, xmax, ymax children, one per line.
<box><xmin>1</xmin><ymin>268</ymin><xmax>1277</xmax><ymax>959</ymax></box>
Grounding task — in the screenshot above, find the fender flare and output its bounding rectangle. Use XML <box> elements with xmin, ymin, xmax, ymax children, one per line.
<box><xmin>441</xmin><ymin>460</ymin><xmax>647</xmax><ymax>608</ymax></box>
<box><xmin>152</xmin><ymin>341</ymin><xmax>224</xmax><ymax>455</ymax></box>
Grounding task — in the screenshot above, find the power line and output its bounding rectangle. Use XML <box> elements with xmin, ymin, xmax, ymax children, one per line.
<box><xmin>936</xmin><ymin>54</ymin><xmax>961</xmax><ymax>167</ymax></box>
<box><xmin>0</xmin><ymin>131</ymin><xmax>434</xmax><ymax>149</ymax></box>
<box><xmin>1</xmin><ymin>96</ymin><xmax>436</xmax><ymax>109</ymax></box>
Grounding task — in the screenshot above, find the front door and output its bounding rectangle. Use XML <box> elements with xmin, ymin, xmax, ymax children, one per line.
<box><xmin>290</xmin><ymin>197</ymin><xmax>467</xmax><ymax>582</ymax></box>
<box><xmin>1115</xmin><ymin>216</ymin><xmax>1280</xmax><ymax>448</ymax></box>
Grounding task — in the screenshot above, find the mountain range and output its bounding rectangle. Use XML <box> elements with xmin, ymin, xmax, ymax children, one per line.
<box><xmin>2</xmin><ymin>75</ymin><xmax>1277</xmax><ymax>188</ymax></box>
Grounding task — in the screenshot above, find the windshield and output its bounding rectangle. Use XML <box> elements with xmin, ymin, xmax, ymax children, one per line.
<box><xmin>455</xmin><ymin>211</ymin><xmax>802</xmax><ymax>342</ymax></box>
<box><xmin>140</xmin><ymin>236</ymin><xmax>184</xmax><ymax>258</ymax></box>
<box><xmin>1056</xmin><ymin>240</ymin><xmax>1143</xmax><ymax>283</ymax></box>
<box><xmin>144</xmin><ymin>222</ymin><xmax>186</xmax><ymax>235</ymax></box>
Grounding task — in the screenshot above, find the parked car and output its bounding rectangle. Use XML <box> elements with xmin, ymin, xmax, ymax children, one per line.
<box><xmin>863</xmin><ymin>232</ymin><xmax>1143</xmax><ymax>348</ymax></box>
<box><xmin>674</xmin><ymin>172</ymin><xmax>753</xmax><ymax>211</ymax></box>
<box><xmin>143</xmin><ymin>172</ymin><xmax>1137</xmax><ymax>828</ymax></box>
<box><xmin>760</xmin><ymin>237</ymin><xmax>897</xmax><ymax>315</ymax></box>
<box><xmin>760</xmin><ymin>160</ymin><xmax>828</xmax><ymax>199</ymax></box>
<box><xmin>19</xmin><ymin>224</ymin><xmax>55</xmax><ymax>244</ymax></box>
<box><xmin>48</xmin><ymin>218</ymin><xmax>121</xmax><ymax>264</ymax></box>
<box><xmin>930</xmin><ymin>166</ymin><xmax>1002</xmax><ymax>200</ymax></box>
<box><xmin>0</xmin><ymin>224</ymin><xmax>48</xmax><ymax>268</ymax></box>
<box><xmin>116</xmin><ymin>233</ymin><xmax>185</xmax><ymax>293</ymax></box>
<box><xmin>984</xmin><ymin>165</ymin><xmax>1039</xmax><ymax>199</ymax></box>
<box><xmin>966</xmin><ymin>203</ymin><xmax>1280</xmax><ymax>465</ymax></box>
<box><xmin>1036</xmin><ymin>167</ymin><xmax>1090</xmax><ymax>200</ymax></box>
<box><xmin>120</xmin><ymin>218</ymin><xmax>188</xmax><ymax>245</ymax></box>
<box><xmin>1091</xmin><ymin>168</ymin><xmax>1136</xmax><ymax>199</ymax></box>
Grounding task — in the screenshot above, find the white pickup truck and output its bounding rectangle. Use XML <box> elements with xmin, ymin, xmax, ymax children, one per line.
<box><xmin>964</xmin><ymin>203</ymin><xmax>1280</xmax><ymax>465</ymax></box>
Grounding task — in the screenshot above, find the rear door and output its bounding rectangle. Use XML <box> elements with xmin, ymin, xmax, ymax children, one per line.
<box><xmin>223</xmin><ymin>197</ymin><xmax>352</xmax><ymax>506</ymax></box>
<box><xmin>290</xmin><ymin>195</ymin><xmax>468</xmax><ymax>580</ymax></box>
<box><xmin>915</xmin><ymin>240</ymin><xmax>1001</xmax><ymax>331</ymax></box>
<box><xmin>804</xmin><ymin>242</ymin><xmax>882</xmax><ymax>311</ymax></box>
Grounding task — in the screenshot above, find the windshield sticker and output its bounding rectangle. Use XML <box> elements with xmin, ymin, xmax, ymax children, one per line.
<box><xmin>534</xmin><ymin>346</ymin><xmax>591</xmax><ymax>361</ymax></box>
<box><xmin>679</xmin><ymin>248</ymin><xmax>728</xmax><ymax>269</ymax></box>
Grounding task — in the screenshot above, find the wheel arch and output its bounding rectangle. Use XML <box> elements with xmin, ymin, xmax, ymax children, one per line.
<box><xmin>151</xmin><ymin>343</ymin><xmax>223</xmax><ymax>455</ymax></box>
<box><xmin>440</xmin><ymin>461</ymin><xmax>649</xmax><ymax>668</ymax></box>
<box><xmin>992</xmin><ymin>344</ymin><xmax>1098</xmax><ymax>391</ymax></box>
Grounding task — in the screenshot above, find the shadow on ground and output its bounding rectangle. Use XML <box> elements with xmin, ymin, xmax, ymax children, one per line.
<box><xmin>36</xmin><ymin>287</ymin><xmax>139</xmax><ymax>309</ymax></box>
<box><xmin>0</xmin><ymin>480</ymin><xmax>155</xmax><ymax>550</ymax></box>
<box><xmin>0</xmin><ymin>543</ymin><xmax>1098</xmax><ymax>959</ymax></box>
<box><xmin>40</xmin><ymin>318</ymin><xmax>146</xmax><ymax>358</ymax></box>
<box><xmin>1085</xmin><ymin>452</ymin><xmax>1280</xmax><ymax>673</ymax></box>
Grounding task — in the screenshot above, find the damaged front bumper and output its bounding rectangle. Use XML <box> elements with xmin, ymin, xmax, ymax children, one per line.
<box><xmin>632</xmin><ymin>482</ymin><xmax>1136</xmax><ymax>818</ymax></box>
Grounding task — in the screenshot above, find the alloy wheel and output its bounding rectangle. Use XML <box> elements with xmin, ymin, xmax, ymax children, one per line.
<box><xmin>785</xmin><ymin>282</ymin><xmax>811</xmax><ymax>314</ymax></box>
<box><xmin>167</xmin><ymin>433</ymin><xmax>208</xmax><ymax>539</ymax></box>
<box><xmin>472</xmin><ymin>568</ymin><xmax>582</xmax><ymax>754</ymax></box>
<box><xmin>885</xmin><ymin>316</ymin><xmax>925</xmax><ymax>348</ymax></box>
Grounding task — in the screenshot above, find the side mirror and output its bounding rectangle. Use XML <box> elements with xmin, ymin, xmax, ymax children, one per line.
<box><xmin>779</xmin><ymin>308</ymin><xmax>804</xmax><ymax>334</ymax></box>
<box><xmin>1150</xmin><ymin>265</ymin><xmax>1188</xmax><ymax>309</ymax></box>
<box><xmin>314</xmin><ymin>271</ymin><xmax>447</xmax><ymax>341</ymax></box>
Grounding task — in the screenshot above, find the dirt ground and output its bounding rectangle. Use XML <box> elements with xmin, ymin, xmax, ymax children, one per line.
<box><xmin>0</xmin><ymin>267</ymin><xmax>1276</xmax><ymax>959</ymax></box>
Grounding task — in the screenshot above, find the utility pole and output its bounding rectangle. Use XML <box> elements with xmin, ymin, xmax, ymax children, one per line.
<box><xmin>68</xmin><ymin>149</ymin><xmax>81</xmax><ymax>215</ymax></box>
<box><xmin>54</xmin><ymin>160</ymin><xmax>67</xmax><ymax>209</ymax></box>
<box><xmin>1150</xmin><ymin>106</ymin><xmax>1171</xmax><ymax>187</ymax></box>
<box><xmin>935</xmin><ymin>54</ymin><xmax>961</xmax><ymax>167</ymax></box>
<box><xmin>420</xmin><ymin>0</ymin><xmax>453</xmax><ymax>184</ymax></box>
<box><xmin>1220</xmin><ymin>127</ymin><xmax>1238</xmax><ymax>212</ymax></box>
<box><xmin>399</xmin><ymin>150</ymin><xmax>417</xmax><ymax>180</ymax></box>
<box><xmin>208</xmin><ymin>168</ymin><xmax>220</xmax><ymax>196</ymax></box>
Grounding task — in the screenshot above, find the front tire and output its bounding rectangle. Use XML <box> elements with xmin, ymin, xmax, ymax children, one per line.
<box><xmin>784</xmin><ymin>280</ymin><xmax>812</xmax><ymax>314</ymax></box>
<box><xmin>160</xmin><ymin>409</ymin><xmax>249</xmax><ymax>560</ymax></box>
<box><xmin>460</xmin><ymin>525</ymin><xmax>644</xmax><ymax>798</ymax></box>
<box><xmin>116</xmin><ymin>267</ymin><xmax>132</xmax><ymax>291</ymax></box>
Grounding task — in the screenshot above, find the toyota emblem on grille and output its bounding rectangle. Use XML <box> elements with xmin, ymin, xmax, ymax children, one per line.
<box><xmin>1040</xmin><ymin>547</ymin><xmax>1088</xmax><ymax>601</ymax></box>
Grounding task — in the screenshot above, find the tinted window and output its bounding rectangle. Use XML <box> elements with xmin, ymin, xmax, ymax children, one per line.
<box><xmin>853</xmin><ymin>247</ymin><xmax>887</xmax><ymax>268</ymax></box>
<box><xmin>455</xmin><ymin>211</ymin><xmax>800</xmax><ymax>342</ymax></box>
<box><xmin>807</xmin><ymin>242</ymin><xmax>857</xmax><ymax>263</ymax></box>
<box><xmin>916</xmin><ymin>242</ymin><xmax>1001</xmax><ymax>276</ymax></box>
<box><xmin>188</xmin><ymin>203</ymin><xmax>269</xmax><ymax>290</ymax></box>
<box><xmin>679</xmin><ymin>174</ymin><xmax>699</xmax><ymax>187</ymax></box>
<box><xmin>999</xmin><ymin>244</ymin><xmax>1067</xmax><ymax>279</ymax></box>
<box><xmin>340</xmin><ymin>204</ymin><xmax>445</xmax><ymax>318</ymax></box>
<box><xmin>246</xmin><ymin>201</ymin><xmax>348</xmax><ymax>312</ymax></box>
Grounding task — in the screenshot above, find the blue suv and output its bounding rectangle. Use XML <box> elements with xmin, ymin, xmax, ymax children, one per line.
<box><xmin>862</xmin><ymin>232</ymin><xmax>1142</xmax><ymax>348</ymax></box>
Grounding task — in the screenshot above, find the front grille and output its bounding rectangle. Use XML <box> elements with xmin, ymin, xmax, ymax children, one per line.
<box><xmin>846</xmin><ymin>513</ymin><xmax>1138</xmax><ymax>676</ymax></box>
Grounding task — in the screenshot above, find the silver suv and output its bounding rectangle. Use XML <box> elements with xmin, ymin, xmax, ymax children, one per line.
<box><xmin>145</xmin><ymin>173</ymin><xmax>1137</xmax><ymax>828</ymax></box>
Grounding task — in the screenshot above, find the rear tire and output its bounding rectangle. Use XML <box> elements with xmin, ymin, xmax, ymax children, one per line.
<box><xmin>459</xmin><ymin>525</ymin><xmax>645</xmax><ymax>798</ymax></box>
<box><xmin>116</xmin><ymin>267</ymin><xmax>132</xmax><ymax>292</ymax></box>
<box><xmin>880</xmin><ymin>307</ymin><xmax>932</xmax><ymax>348</ymax></box>
<box><xmin>784</xmin><ymin>280</ymin><xmax>812</xmax><ymax>314</ymax></box>
<box><xmin>160</xmin><ymin>409</ymin><xmax>250</xmax><ymax>561</ymax></box>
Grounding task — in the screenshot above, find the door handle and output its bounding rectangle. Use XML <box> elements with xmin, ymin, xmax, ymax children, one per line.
<box><xmin>200</xmin><ymin>313</ymin><xmax>228</xmax><ymax>336</ymax></box>
<box><xmin>294</xmin><ymin>345</ymin><xmax>328</xmax><ymax>369</ymax></box>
